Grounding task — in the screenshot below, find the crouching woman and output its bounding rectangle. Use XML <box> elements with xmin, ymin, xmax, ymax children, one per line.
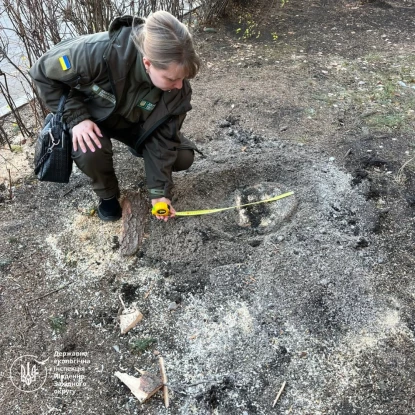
<box><xmin>29</xmin><ymin>11</ymin><xmax>200</xmax><ymax>222</ymax></box>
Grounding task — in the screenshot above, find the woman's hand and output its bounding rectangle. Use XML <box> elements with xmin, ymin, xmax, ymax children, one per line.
<box><xmin>72</xmin><ymin>119</ymin><xmax>103</xmax><ymax>152</ymax></box>
<box><xmin>151</xmin><ymin>197</ymin><xmax>176</xmax><ymax>222</ymax></box>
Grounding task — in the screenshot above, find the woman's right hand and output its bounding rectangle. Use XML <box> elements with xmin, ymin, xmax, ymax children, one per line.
<box><xmin>151</xmin><ymin>197</ymin><xmax>176</xmax><ymax>222</ymax></box>
<box><xmin>72</xmin><ymin>119</ymin><xmax>103</xmax><ymax>152</ymax></box>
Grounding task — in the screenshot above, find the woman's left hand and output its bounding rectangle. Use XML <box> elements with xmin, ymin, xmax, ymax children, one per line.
<box><xmin>151</xmin><ymin>197</ymin><xmax>176</xmax><ymax>222</ymax></box>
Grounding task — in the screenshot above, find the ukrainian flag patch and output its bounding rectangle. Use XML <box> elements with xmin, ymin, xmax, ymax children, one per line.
<box><xmin>59</xmin><ymin>55</ymin><xmax>71</xmax><ymax>71</ymax></box>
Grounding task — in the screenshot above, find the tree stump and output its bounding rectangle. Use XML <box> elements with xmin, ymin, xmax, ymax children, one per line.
<box><xmin>120</xmin><ymin>191</ymin><xmax>150</xmax><ymax>256</ymax></box>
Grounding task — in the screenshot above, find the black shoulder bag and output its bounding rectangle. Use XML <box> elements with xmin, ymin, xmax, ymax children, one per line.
<box><xmin>34</xmin><ymin>93</ymin><xmax>73</xmax><ymax>183</ymax></box>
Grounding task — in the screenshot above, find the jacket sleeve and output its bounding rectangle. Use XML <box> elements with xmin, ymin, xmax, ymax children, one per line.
<box><xmin>28</xmin><ymin>37</ymin><xmax>107</xmax><ymax>129</ymax></box>
<box><xmin>142</xmin><ymin>112</ymin><xmax>188</xmax><ymax>200</ymax></box>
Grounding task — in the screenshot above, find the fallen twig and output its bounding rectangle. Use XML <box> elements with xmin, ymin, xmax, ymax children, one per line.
<box><xmin>342</xmin><ymin>148</ymin><xmax>352</xmax><ymax>162</ymax></box>
<box><xmin>26</xmin><ymin>282</ymin><xmax>73</xmax><ymax>303</ymax></box>
<box><xmin>395</xmin><ymin>156</ymin><xmax>415</xmax><ymax>184</ymax></box>
<box><xmin>144</xmin><ymin>281</ymin><xmax>155</xmax><ymax>299</ymax></box>
<box><xmin>61</xmin><ymin>183</ymin><xmax>83</xmax><ymax>198</ymax></box>
<box><xmin>118</xmin><ymin>294</ymin><xmax>126</xmax><ymax>310</ymax></box>
<box><xmin>62</xmin><ymin>188</ymin><xmax>74</xmax><ymax>197</ymax></box>
<box><xmin>23</xmin><ymin>303</ymin><xmax>36</xmax><ymax>325</ymax></box>
<box><xmin>25</xmin><ymin>263</ymin><xmax>93</xmax><ymax>304</ymax></box>
<box><xmin>0</xmin><ymin>152</ymin><xmax>20</xmax><ymax>171</ymax></box>
<box><xmin>159</xmin><ymin>356</ymin><xmax>169</xmax><ymax>408</ymax></box>
<box><xmin>272</xmin><ymin>381</ymin><xmax>286</xmax><ymax>408</ymax></box>
<box><xmin>7</xmin><ymin>168</ymin><xmax>12</xmax><ymax>199</ymax></box>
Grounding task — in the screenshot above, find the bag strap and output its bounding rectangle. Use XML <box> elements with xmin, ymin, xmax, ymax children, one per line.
<box><xmin>56</xmin><ymin>93</ymin><xmax>68</xmax><ymax>117</ymax></box>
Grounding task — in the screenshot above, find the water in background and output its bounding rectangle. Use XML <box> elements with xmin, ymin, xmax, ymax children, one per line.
<box><xmin>0</xmin><ymin>13</ymin><xmax>29</xmax><ymax>113</ymax></box>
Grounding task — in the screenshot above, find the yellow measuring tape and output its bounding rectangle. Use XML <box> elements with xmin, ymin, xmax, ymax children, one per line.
<box><xmin>152</xmin><ymin>191</ymin><xmax>294</xmax><ymax>217</ymax></box>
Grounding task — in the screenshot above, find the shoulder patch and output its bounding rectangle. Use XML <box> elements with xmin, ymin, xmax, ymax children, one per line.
<box><xmin>59</xmin><ymin>55</ymin><xmax>71</xmax><ymax>71</ymax></box>
<box><xmin>45</xmin><ymin>52</ymin><xmax>76</xmax><ymax>80</ymax></box>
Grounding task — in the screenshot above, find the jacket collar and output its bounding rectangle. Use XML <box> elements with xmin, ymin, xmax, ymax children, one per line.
<box><xmin>108</xmin><ymin>15</ymin><xmax>145</xmax><ymax>35</ymax></box>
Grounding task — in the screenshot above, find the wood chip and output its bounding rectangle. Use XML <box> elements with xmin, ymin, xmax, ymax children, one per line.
<box><xmin>115</xmin><ymin>371</ymin><xmax>162</xmax><ymax>403</ymax></box>
<box><xmin>120</xmin><ymin>306</ymin><xmax>143</xmax><ymax>334</ymax></box>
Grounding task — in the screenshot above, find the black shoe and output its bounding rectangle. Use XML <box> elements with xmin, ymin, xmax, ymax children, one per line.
<box><xmin>98</xmin><ymin>196</ymin><xmax>122</xmax><ymax>222</ymax></box>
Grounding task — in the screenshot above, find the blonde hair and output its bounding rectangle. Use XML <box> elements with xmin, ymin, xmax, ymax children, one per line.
<box><xmin>132</xmin><ymin>11</ymin><xmax>200</xmax><ymax>79</ymax></box>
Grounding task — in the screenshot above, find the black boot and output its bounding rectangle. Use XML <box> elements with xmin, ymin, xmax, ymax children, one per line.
<box><xmin>98</xmin><ymin>196</ymin><xmax>122</xmax><ymax>222</ymax></box>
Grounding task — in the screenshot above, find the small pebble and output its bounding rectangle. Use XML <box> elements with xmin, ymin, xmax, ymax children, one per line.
<box><xmin>168</xmin><ymin>302</ymin><xmax>179</xmax><ymax>311</ymax></box>
<box><xmin>219</xmin><ymin>120</ymin><xmax>231</xmax><ymax>128</ymax></box>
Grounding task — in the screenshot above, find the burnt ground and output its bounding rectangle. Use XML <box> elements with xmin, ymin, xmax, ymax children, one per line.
<box><xmin>1</xmin><ymin>0</ymin><xmax>415</xmax><ymax>414</ymax></box>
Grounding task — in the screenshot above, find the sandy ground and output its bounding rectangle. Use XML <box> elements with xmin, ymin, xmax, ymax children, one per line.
<box><xmin>1</xmin><ymin>0</ymin><xmax>415</xmax><ymax>414</ymax></box>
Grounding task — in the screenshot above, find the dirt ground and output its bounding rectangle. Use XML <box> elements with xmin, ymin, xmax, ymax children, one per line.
<box><xmin>1</xmin><ymin>0</ymin><xmax>415</xmax><ymax>414</ymax></box>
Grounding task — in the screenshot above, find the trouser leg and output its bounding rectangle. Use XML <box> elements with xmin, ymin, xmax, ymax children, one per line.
<box><xmin>71</xmin><ymin>134</ymin><xmax>119</xmax><ymax>199</ymax></box>
<box><xmin>132</xmin><ymin>135</ymin><xmax>195</xmax><ymax>172</ymax></box>
<box><xmin>173</xmin><ymin>148</ymin><xmax>194</xmax><ymax>172</ymax></box>
<box><xmin>173</xmin><ymin>136</ymin><xmax>195</xmax><ymax>172</ymax></box>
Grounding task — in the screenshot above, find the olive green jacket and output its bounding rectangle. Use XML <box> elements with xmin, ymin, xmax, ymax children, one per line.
<box><xmin>28</xmin><ymin>16</ymin><xmax>194</xmax><ymax>199</ymax></box>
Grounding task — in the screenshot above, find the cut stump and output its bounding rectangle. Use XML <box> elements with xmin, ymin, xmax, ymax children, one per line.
<box><xmin>120</xmin><ymin>191</ymin><xmax>150</xmax><ymax>256</ymax></box>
